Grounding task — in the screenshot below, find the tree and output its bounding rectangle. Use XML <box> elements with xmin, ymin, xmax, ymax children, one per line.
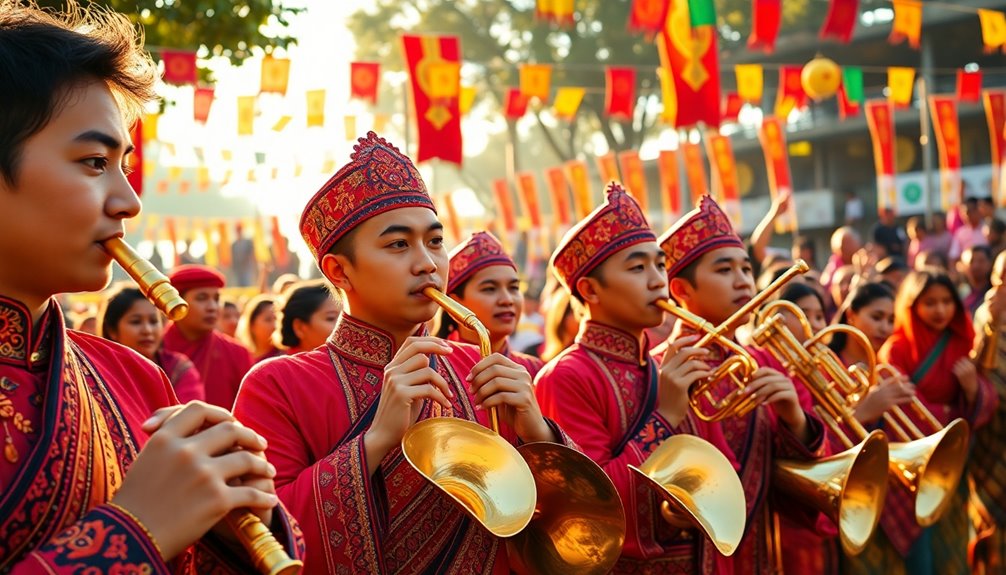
<box><xmin>36</xmin><ymin>0</ymin><xmax>301</xmax><ymax>65</ymax></box>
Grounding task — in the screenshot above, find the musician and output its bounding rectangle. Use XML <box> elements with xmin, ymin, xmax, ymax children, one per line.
<box><xmin>533</xmin><ymin>184</ymin><xmax>737</xmax><ymax>573</ymax></box>
<box><xmin>656</xmin><ymin>195</ymin><xmax>828</xmax><ymax>574</ymax></box>
<box><xmin>435</xmin><ymin>231</ymin><xmax>543</xmax><ymax>376</ymax></box>
<box><xmin>0</xmin><ymin>2</ymin><xmax>303</xmax><ymax>571</ymax></box>
<box><xmin>232</xmin><ymin>132</ymin><xmax>572</xmax><ymax>574</ymax></box>
<box><xmin>161</xmin><ymin>265</ymin><xmax>253</xmax><ymax>408</ymax></box>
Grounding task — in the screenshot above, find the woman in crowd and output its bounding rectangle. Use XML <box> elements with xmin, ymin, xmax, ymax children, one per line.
<box><xmin>238</xmin><ymin>294</ymin><xmax>281</xmax><ymax>362</ymax></box>
<box><xmin>277</xmin><ymin>280</ymin><xmax>341</xmax><ymax>354</ymax></box>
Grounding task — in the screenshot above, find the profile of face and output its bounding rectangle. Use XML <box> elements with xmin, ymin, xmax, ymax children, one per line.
<box><xmin>962</xmin><ymin>249</ymin><xmax>992</xmax><ymax>287</ymax></box>
<box><xmin>915</xmin><ymin>283</ymin><xmax>956</xmax><ymax>332</ymax></box>
<box><xmin>109</xmin><ymin>298</ymin><xmax>162</xmax><ymax>359</ymax></box>
<box><xmin>671</xmin><ymin>246</ymin><xmax>754</xmax><ymax>326</ymax></box>
<box><xmin>293</xmin><ymin>298</ymin><xmax>341</xmax><ymax>351</ymax></box>
<box><xmin>456</xmin><ymin>265</ymin><xmax>523</xmax><ymax>346</ymax></box>
<box><xmin>251</xmin><ymin>302</ymin><xmax>277</xmax><ymax>350</ymax></box>
<box><xmin>830</xmin><ymin>267</ymin><xmax>856</xmax><ymax>309</ymax></box>
<box><xmin>578</xmin><ymin>241</ymin><xmax>668</xmax><ymax>331</ymax></box>
<box><xmin>177</xmin><ymin>287</ymin><xmax>221</xmax><ymax>336</ymax></box>
<box><xmin>847</xmin><ymin>297</ymin><xmax>895</xmax><ymax>353</ymax></box>
<box><xmin>218</xmin><ymin>303</ymin><xmax>240</xmax><ymax>337</ymax></box>
<box><xmin>0</xmin><ymin>81</ymin><xmax>140</xmax><ymax>305</ymax></box>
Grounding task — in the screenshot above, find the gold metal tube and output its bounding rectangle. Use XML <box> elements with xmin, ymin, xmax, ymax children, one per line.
<box><xmin>102</xmin><ymin>237</ymin><xmax>302</xmax><ymax>575</ymax></box>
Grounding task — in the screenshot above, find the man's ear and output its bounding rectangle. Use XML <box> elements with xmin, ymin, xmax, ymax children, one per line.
<box><xmin>575</xmin><ymin>276</ymin><xmax>601</xmax><ymax>306</ymax></box>
<box><xmin>321</xmin><ymin>253</ymin><xmax>353</xmax><ymax>295</ymax></box>
<box><xmin>668</xmin><ymin>276</ymin><xmax>694</xmax><ymax>305</ymax></box>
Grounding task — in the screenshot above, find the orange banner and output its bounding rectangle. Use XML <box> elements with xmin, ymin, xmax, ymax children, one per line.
<box><xmin>704</xmin><ymin>133</ymin><xmax>742</xmax><ymax>229</ymax></box>
<box><xmin>889</xmin><ymin>0</ymin><xmax>922</xmax><ymax>49</ymax></box>
<box><xmin>545</xmin><ymin>167</ymin><xmax>572</xmax><ymax>227</ymax></box>
<box><xmin>757</xmin><ymin>117</ymin><xmax>798</xmax><ymax>232</ymax></box>
<box><xmin>193</xmin><ymin>88</ymin><xmax>214</xmax><ymax>123</ymax></box>
<box><xmin>681</xmin><ymin>141</ymin><xmax>708</xmax><ymax>201</ymax></box>
<box><xmin>617</xmin><ymin>151</ymin><xmax>649</xmax><ymax>215</ymax></box>
<box><xmin>597</xmin><ymin>153</ymin><xmax>620</xmax><ymax>185</ymax></box>
<box><xmin>260</xmin><ymin>56</ymin><xmax>291</xmax><ymax>95</ymax></box>
<box><xmin>865</xmin><ymin>100</ymin><xmax>898</xmax><ymax>213</ymax></box>
<box><xmin>929</xmin><ymin>96</ymin><xmax>962</xmax><ymax>211</ymax></box>
<box><xmin>493</xmin><ymin>179</ymin><xmax>517</xmax><ymax>233</ymax></box>
<box><xmin>520</xmin><ymin>64</ymin><xmax>552</xmax><ymax>102</ymax></box>
<box><xmin>657</xmin><ymin>150</ymin><xmax>682</xmax><ymax>228</ymax></box>
<box><xmin>441</xmin><ymin>193</ymin><xmax>462</xmax><ymax>244</ymax></box>
<box><xmin>565</xmin><ymin>160</ymin><xmax>593</xmax><ymax>220</ymax></box>
<box><xmin>516</xmin><ymin>172</ymin><xmax>543</xmax><ymax>230</ymax></box>
<box><xmin>984</xmin><ymin>90</ymin><xmax>1006</xmax><ymax>207</ymax></box>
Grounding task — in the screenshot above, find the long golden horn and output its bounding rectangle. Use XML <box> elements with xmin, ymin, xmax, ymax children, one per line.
<box><xmin>102</xmin><ymin>237</ymin><xmax>302</xmax><ymax>575</ymax></box>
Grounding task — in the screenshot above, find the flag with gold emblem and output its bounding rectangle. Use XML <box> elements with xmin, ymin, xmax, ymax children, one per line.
<box><xmin>350</xmin><ymin>62</ymin><xmax>380</xmax><ymax>103</ymax></box>
<box><xmin>402</xmin><ymin>35</ymin><xmax>463</xmax><ymax>164</ymax></box>
<box><xmin>657</xmin><ymin>0</ymin><xmax>721</xmax><ymax>127</ymax></box>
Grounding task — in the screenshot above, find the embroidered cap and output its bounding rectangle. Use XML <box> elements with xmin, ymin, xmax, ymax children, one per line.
<box><xmin>659</xmin><ymin>195</ymin><xmax>744</xmax><ymax>279</ymax></box>
<box><xmin>169</xmin><ymin>264</ymin><xmax>226</xmax><ymax>295</ymax></box>
<box><xmin>551</xmin><ymin>182</ymin><xmax>655</xmax><ymax>297</ymax></box>
<box><xmin>447</xmin><ymin>231</ymin><xmax>516</xmax><ymax>294</ymax></box>
<box><xmin>299</xmin><ymin>131</ymin><xmax>436</xmax><ymax>262</ymax></box>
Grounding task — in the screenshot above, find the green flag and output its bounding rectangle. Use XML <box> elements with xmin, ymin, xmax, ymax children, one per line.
<box><xmin>688</xmin><ymin>0</ymin><xmax>716</xmax><ymax>27</ymax></box>
<box><xmin>843</xmin><ymin>67</ymin><xmax>864</xmax><ymax>103</ymax></box>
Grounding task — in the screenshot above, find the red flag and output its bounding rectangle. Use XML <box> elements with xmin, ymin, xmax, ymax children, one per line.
<box><xmin>704</xmin><ymin>133</ymin><xmax>741</xmax><ymax>227</ymax></box>
<box><xmin>776</xmin><ymin>66</ymin><xmax>808</xmax><ymax>118</ymax></box>
<box><xmin>126</xmin><ymin>119</ymin><xmax>143</xmax><ymax>196</ymax></box>
<box><xmin>161</xmin><ymin>50</ymin><xmax>197</xmax><ymax>85</ymax></box>
<box><xmin>983</xmin><ymin>91</ymin><xmax>1006</xmax><ymax>207</ymax></box>
<box><xmin>350</xmin><ymin>62</ymin><xmax>381</xmax><ymax>104</ymax></box>
<box><xmin>493</xmin><ymin>179</ymin><xmax>518</xmax><ymax>233</ymax></box>
<box><xmin>628</xmin><ymin>0</ymin><xmax>671</xmax><ymax>35</ymax></box>
<box><xmin>402</xmin><ymin>35</ymin><xmax>463</xmax><ymax>165</ymax></box>
<box><xmin>722</xmin><ymin>92</ymin><xmax>743</xmax><ymax>123</ymax></box>
<box><xmin>657</xmin><ymin>0</ymin><xmax>721</xmax><ymax>128</ymax></box>
<box><xmin>617</xmin><ymin>151</ymin><xmax>649</xmax><ymax>214</ymax></box>
<box><xmin>657</xmin><ymin>150</ymin><xmax>682</xmax><ymax>226</ymax></box>
<box><xmin>758</xmin><ymin>117</ymin><xmax>798</xmax><ymax>231</ymax></box>
<box><xmin>838</xmin><ymin>84</ymin><xmax>861</xmax><ymax>119</ymax></box>
<box><xmin>681</xmin><ymin>141</ymin><xmax>708</xmax><ymax>201</ymax></box>
<box><xmin>748</xmin><ymin>0</ymin><xmax>782</xmax><ymax>52</ymax></box>
<box><xmin>505</xmin><ymin>88</ymin><xmax>530</xmax><ymax>119</ymax></box>
<box><xmin>930</xmin><ymin>96</ymin><xmax>962</xmax><ymax>212</ymax></box>
<box><xmin>193</xmin><ymin>88</ymin><xmax>214</xmax><ymax>123</ymax></box>
<box><xmin>270</xmin><ymin>215</ymin><xmax>289</xmax><ymax>268</ymax></box>
<box><xmin>957</xmin><ymin>70</ymin><xmax>983</xmax><ymax>103</ymax></box>
<box><xmin>597</xmin><ymin>153</ymin><xmax>621</xmax><ymax>185</ymax></box>
<box><xmin>865</xmin><ymin>100</ymin><xmax>898</xmax><ymax>213</ymax></box>
<box><xmin>605</xmin><ymin>67</ymin><xmax>636</xmax><ymax>119</ymax></box>
<box><xmin>820</xmin><ymin>0</ymin><xmax>859</xmax><ymax>43</ymax></box>
<box><xmin>545</xmin><ymin>167</ymin><xmax>572</xmax><ymax>227</ymax></box>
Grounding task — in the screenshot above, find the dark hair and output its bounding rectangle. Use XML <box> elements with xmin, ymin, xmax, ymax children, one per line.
<box><xmin>222</xmin><ymin>300</ymin><xmax>238</xmax><ymax>312</ymax></box>
<box><xmin>279</xmin><ymin>280</ymin><xmax>338</xmax><ymax>347</ymax></box>
<box><xmin>97</xmin><ymin>284</ymin><xmax>153</xmax><ymax>340</ymax></box>
<box><xmin>876</xmin><ymin>256</ymin><xmax>908</xmax><ymax>275</ymax></box>
<box><xmin>237</xmin><ymin>294</ymin><xmax>276</xmax><ymax>351</ymax></box>
<box><xmin>433</xmin><ymin>279</ymin><xmax>472</xmax><ymax>339</ymax></box>
<box><xmin>989</xmin><ymin>218</ymin><xmax>1006</xmax><ymax>236</ymax></box>
<box><xmin>964</xmin><ymin>244</ymin><xmax>993</xmax><ymax>261</ymax></box>
<box><xmin>779</xmin><ymin>281</ymin><xmax>825</xmax><ymax>311</ymax></box>
<box><xmin>325</xmin><ymin>227</ymin><xmax>358</xmax><ymax>265</ymax></box>
<box><xmin>0</xmin><ymin>1</ymin><xmax>157</xmax><ymax>186</ymax></box>
<box><xmin>830</xmin><ymin>282</ymin><xmax>895</xmax><ymax>353</ymax></box>
<box><xmin>895</xmin><ymin>268</ymin><xmax>964</xmax><ymax>328</ymax></box>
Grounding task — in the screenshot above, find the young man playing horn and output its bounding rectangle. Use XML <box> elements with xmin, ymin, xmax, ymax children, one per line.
<box><xmin>534</xmin><ymin>183</ymin><xmax>737</xmax><ymax>573</ymax></box>
<box><xmin>0</xmin><ymin>2</ymin><xmax>303</xmax><ymax>571</ymax></box>
<box><xmin>657</xmin><ymin>195</ymin><xmax>828</xmax><ymax>574</ymax></box>
<box><xmin>233</xmin><ymin>132</ymin><xmax>571</xmax><ymax>574</ymax></box>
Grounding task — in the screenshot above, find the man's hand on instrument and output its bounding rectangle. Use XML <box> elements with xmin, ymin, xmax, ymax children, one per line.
<box><xmin>743</xmin><ymin>367</ymin><xmax>809</xmax><ymax>440</ymax></box>
<box><xmin>366</xmin><ymin>336</ymin><xmax>455</xmax><ymax>473</ymax></box>
<box><xmin>953</xmin><ymin>357</ymin><xmax>979</xmax><ymax>404</ymax></box>
<box><xmin>468</xmin><ymin>353</ymin><xmax>556</xmax><ymax>443</ymax></box>
<box><xmin>656</xmin><ymin>335</ymin><xmax>710</xmax><ymax>426</ymax></box>
<box><xmin>112</xmin><ymin>401</ymin><xmax>279</xmax><ymax>561</ymax></box>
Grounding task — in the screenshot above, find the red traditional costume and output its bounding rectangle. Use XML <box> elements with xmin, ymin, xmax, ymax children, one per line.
<box><xmin>657</xmin><ymin>195</ymin><xmax>830</xmax><ymax>575</ymax></box>
<box><xmin>0</xmin><ymin>296</ymin><xmax>304</xmax><ymax>573</ymax></box>
<box><xmin>446</xmin><ymin>231</ymin><xmax>543</xmax><ymax>377</ymax></box>
<box><xmin>162</xmin><ymin>265</ymin><xmax>253</xmax><ymax>410</ymax></box>
<box><xmin>534</xmin><ymin>184</ymin><xmax>734</xmax><ymax>573</ymax></box>
<box><xmin>153</xmin><ymin>348</ymin><xmax>204</xmax><ymax>403</ymax></box>
<box><xmin>233</xmin><ymin>132</ymin><xmax>573</xmax><ymax>574</ymax></box>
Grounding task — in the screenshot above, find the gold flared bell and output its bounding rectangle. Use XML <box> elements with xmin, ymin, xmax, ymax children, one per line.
<box><xmin>402</xmin><ymin>418</ymin><xmax>538</xmax><ymax>537</ymax></box>
<box><xmin>773</xmin><ymin>430</ymin><xmax>890</xmax><ymax>556</ymax></box>
<box><xmin>506</xmin><ymin>442</ymin><xmax>626</xmax><ymax>575</ymax></box>
<box><xmin>888</xmin><ymin>417</ymin><xmax>969</xmax><ymax>526</ymax></box>
<box><xmin>628</xmin><ymin>435</ymin><xmax>746</xmax><ymax>556</ymax></box>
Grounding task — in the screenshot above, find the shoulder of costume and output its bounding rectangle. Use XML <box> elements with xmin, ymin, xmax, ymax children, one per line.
<box><xmin>214</xmin><ymin>330</ymin><xmax>253</xmax><ymax>352</ymax></box>
<box><xmin>67</xmin><ymin>330</ymin><xmax>160</xmax><ymax>374</ymax></box>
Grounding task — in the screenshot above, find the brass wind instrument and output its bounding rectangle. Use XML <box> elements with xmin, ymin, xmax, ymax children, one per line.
<box><xmin>103</xmin><ymin>237</ymin><xmax>303</xmax><ymax>575</ymax></box>
<box><xmin>971</xmin><ymin>315</ymin><xmax>999</xmax><ymax>372</ymax></box>
<box><xmin>404</xmin><ymin>288</ymin><xmax>625</xmax><ymax>575</ymax></box>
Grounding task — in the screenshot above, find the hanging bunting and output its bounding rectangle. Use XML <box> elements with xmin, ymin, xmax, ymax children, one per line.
<box><xmin>373</xmin><ymin>113</ymin><xmax>389</xmax><ymax>133</ymax></box>
<box><xmin>757</xmin><ymin>117</ymin><xmax>798</xmax><ymax>232</ymax></box>
<box><xmin>929</xmin><ymin>96</ymin><xmax>962</xmax><ymax>211</ymax></box>
<box><xmin>658</xmin><ymin>68</ymin><xmax>677</xmax><ymax>125</ymax></box>
<box><xmin>142</xmin><ymin>114</ymin><xmax>159</xmax><ymax>141</ymax></box>
<box><xmin>983</xmin><ymin>91</ymin><xmax>1006</xmax><ymax>206</ymax></box>
<box><xmin>520</xmin><ymin>64</ymin><xmax>552</xmax><ymax>102</ymax></box>
<box><xmin>165</xmin><ymin>217</ymin><xmax>179</xmax><ymax>267</ymax></box>
<box><xmin>197</xmin><ymin>166</ymin><xmax>211</xmax><ymax>191</ymax></box>
<box><xmin>161</xmin><ymin>49</ymin><xmax>197</xmax><ymax>85</ymax></box>
<box><xmin>306</xmin><ymin>89</ymin><xmax>326</xmax><ymax>127</ymax></box>
<box><xmin>202</xmin><ymin>223</ymin><xmax>218</xmax><ymax>269</ymax></box>
<box><xmin>842</xmin><ymin>67</ymin><xmax>864</xmax><ymax>104</ymax></box>
<box><xmin>748</xmin><ymin>0</ymin><xmax>782</xmax><ymax>53</ymax></box>
<box><xmin>657</xmin><ymin>150</ymin><xmax>682</xmax><ymax>227</ymax></box>
<box><xmin>617</xmin><ymin>151</ymin><xmax>649</xmax><ymax>215</ymax></box>
<box><xmin>193</xmin><ymin>88</ymin><xmax>214</xmax><ymax>123</ymax></box>
<box><xmin>237</xmin><ymin>96</ymin><xmax>256</xmax><ymax>136</ymax></box>
<box><xmin>493</xmin><ymin>179</ymin><xmax>518</xmax><ymax>235</ymax></box>
<box><xmin>978</xmin><ymin>10</ymin><xmax>1006</xmax><ymax>53</ymax></box>
<box><xmin>252</xmin><ymin>217</ymin><xmax>271</xmax><ymax>266</ymax></box>
<box><xmin>344</xmin><ymin>115</ymin><xmax>357</xmax><ymax>141</ymax></box>
<box><xmin>459</xmin><ymin>86</ymin><xmax>477</xmax><ymax>115</ymax></box>
<box><xmin>260</xmin><ymin>56</ymin><xmax>291</xmax><ymax>95</ymax></box>
<box><xmin>865</xmin><ymin>100</ymin><xmax>898</xmax><ymax>213</ymax></box>
<box><xmin>628</xmin><ymin>0</ymin><xmax>671</xmax><ymax>35</ymax></box>
<box><xmin>505</xmin><ymin>88</ymin><xmax>530</xmax><ymax>119</ymax></box>
<box><xmin>516</xmin><ymin>172</ymin><xmax>544</xmax><ymax>231</ymax></box>
<box><xmin>216</xmin><ymin>221</ymin><xmax>232</xmax><ymax>269</ymax></box>
<box><xmin>704</xmin><ymin>133</ymin><xmax>742</xmax><ymax>228</ymax></box>
<box><xmin>605</xmin><ymin>67</ymin><xmax>637</xmax><ymax>119</ymax></box>
<box><xmin>402</xmin><ymin>35</ymin><xmax>463</xmax><ymax>165</ymax></box>
<box><xmin>722</xmin><ymin>92</ymin><xmax>744</xmax><ymax>123</ymax></box>
<box><xmin>272</xmin><ymin>115</ymin><xmax>291</xmax><ymax>132</ymax></box>
<box><xmin>597</xmin><ymin>153</ymin><xmax>620</xmax><ymax>185</ymax></box>
<box><xmin>820</xmin><ymin>0</ymin><xmax>859</xmax><ymax>43</ymax></box>
<box><xmin>126</xmin><ymin>119</ymin><xmax>143</xmax><ymax>196</ymax></box>
<box><xmin>688</xmin><ymin>0</ymin><xmax>716</xmax><ymax>26</ymax></box>
<box><xmin>657</xmin><ymin>0</ymin><xmax>721</xmax><ymax>127</ymax></box>
<box><xmin>776</xmin><ymin>66</ymin><xmax>807</xmax><ymax>118</ymax></box>
<box><xmin>565</xmin><ymin>160</ymin><xmax>593</xmax><ymax>220</ymax></box>
<box><xmin>735</xmin><ymin>64</ymin><xmax>764</xmax><ymax>104</ymax></box>
<box><xmin>350</xmin><ymin>62</ymin><xmax>380</xmax><ymax>103</ymax></box>
<box><xmin>957</xmin><ymin>70</ymin><xmax>983</xmax><ymax>103</ymax></box>
<box><xmin>888</xmin><ymin>67</ymin><xmax>915</xmax><ymax>107</ymax></box>
<box><xmin>680</xmin><ymin>141</ymin><xmax>708</xmax><ymax>200</ymax></box>
<box><xmin>838</xmin><ymin>84</ymin><xmax>861</xmax><ymax>119</ymax></box>
<box><xmin>545</xmin><ymin>167</ymin><xmax>572</xmax><ymax>228</ymax></box>
<box><xmin>537</xmin><ymin>0</ymin><xmax>575</xmax><ymax>27</ymax></box>
<box><xmin>889</xmin><ymin>0</ymin><xmax>922</xmax><ymax>49</ymax></box>
<box><xmin>553</xmin><ymin>87</ymin><xmax>586</xmax><ymax>121</ymax></box>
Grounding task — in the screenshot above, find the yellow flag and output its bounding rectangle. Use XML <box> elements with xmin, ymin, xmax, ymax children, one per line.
<box><xmin>735</xmin><ymin>64</ymin><xmax>764</xmax><ymax>104</ymax></box>
<box><xmin>888</xmin><ymin>67</ymin><xmax>916</xmax><ymax>107</ymax></box>
<box><xmin>373</xmin><ymin>113</ymin><xmax>389</xmax><ymax>133</ymax></box>
<box><xmin>344</xmin><ymin>115</ymin><xmax>357</xmax><ymax>142</ymax></box>
<box><xmin>979</xmin><ymin>10</ymin><xmax>1006</xmax><ymax>52</ymax></box>
<box><xmin>459</xmin><ymin>86</ymin><xmax>477</xmax><ymax>115</ymax></box>
<box><xmin>260</xmin><ymin>56</ymin><xmax>291</xmax><ymax>95</ymax></box>
<box><xmin>142</xmin><ymin>114</ymin><xmax>159</xmax><ymax>141</ymax></box>
<box><xmin>167</xmin><ymin>166</ymin><xmax>183</xmax><ymax>180</ymax></box>
<box><xmin>306</xmin><ymin>89</ymin><xmax>326</xmax><ymax>127</ymax></box>
<box><xmin>658</xmin><ymin>68</ymin><xmax>677</xmax><ymax>125</ymax></box>
<box><xmin>427</xmin><ymin>62</ymin><xmax>460</xmax><ymax>99</ymax></box>
<box><xmin>272</xmin><ymin>115</ymin><xmax>292</xmax><ymax>132</ymax></box>
<box><xmin>203</xmin><ymin>224</ymin><xmax>218</xmax><ymax>268</ymax></box>
<box><xmin>252</xmin><ymin>217</ymin><xmax>271</xmax><ymax>264</ymax></box>
<box><xmin>553</xmin><ymin>87</ymin><xmax>585</xmax><ymax>120</ymax></box>
<box><xmin>520</xmin><ymin>64</ymin><xmax>552</xmax><ymax>101</ymax></box>
<box><xmin>196</xmin><ymin>166</ymin><xmax>211</xmax><ymax>191</ymax></box>
<box><xmin>237</xmin><ymin>96</ymin><xmax>256</xmax><ymax>135</ymax></box>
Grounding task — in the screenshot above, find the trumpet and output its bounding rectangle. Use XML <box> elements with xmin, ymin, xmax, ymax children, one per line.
<box><xmin>102</xmin><ymin>237</ymin><xmax>302</xmax><ymax>575</ymax></box>
<box><xmin>656</xmin><ymin>259</ymin><xmax>810</xmax><ymax>421</ymax></box>
<box><xmin>403</xmin><ymin>288</ymin><xmax>625</xmax><ymax>575</ymax></box>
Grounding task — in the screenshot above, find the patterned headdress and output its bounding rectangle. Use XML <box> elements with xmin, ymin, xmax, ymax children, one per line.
<box><xmin>299</xmin><ymin>131</ymin><xmax>436</xmax><ymax>262</ymax></box>
<box><xmin>551</xmin><ymin>182</ymin><xmax>655</xmax><ymax>296</ymax></box>
<box><xmin>659</xmin><ymin>195</ymin><xmax>744</xmax><ymax>279</ymax></box>
<box><xmin>447</xmin><ymin>231</ymin><xmax>516</xmax><ymax>294</ymax></box>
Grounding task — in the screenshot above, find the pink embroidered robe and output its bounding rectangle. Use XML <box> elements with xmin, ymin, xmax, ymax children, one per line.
<box><xmin>162</xmin><ymin>325</ymin><xmax>252</xmax><ymax>409</ymax></box>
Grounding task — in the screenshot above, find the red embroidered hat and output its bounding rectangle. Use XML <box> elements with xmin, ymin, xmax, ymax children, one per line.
<box><xmin>299</xmin><ymin>131</ymin><xmax>436</xmax><ymax>261</ymax></box>
<box><xmin>659</xmin><ymin>195</ymin><xmax>744</xmax><ymax>279</ymax></box>
<box><xmin>551</xmin><ymin>182</ymin><xmax>655</xmax><ymax>296</ymax></box>
<box><xmin>447</xmin><ymin>231</ymin><xmax>516</xmax><ymax>294</ymax></box>
<box><xmin>169</xmin><ymin>264</ymin><xmax>226</xmax><ymax>295</ymax></box>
